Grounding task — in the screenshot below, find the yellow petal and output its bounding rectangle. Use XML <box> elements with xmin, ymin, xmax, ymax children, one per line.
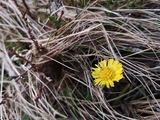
<box><xmin>112</xmin><ymin>60</ymin><xmax>122</xmax><ymax>68</ymax></box>
<box><xmin>108</xmin><ymin>80</ymin><xmax>114</xmax><ymax>87</ymax></box>
<box><xmin>94</xmin><ymin>78</ymin><xmax>103</xmax><ymax>85</ymax></box>
<box><xmin>99</xmin><ymin>60</ymin><xmax>107</xmax><ymax>67</ymax></box>
<box><xmin>114</xmin><ymin>68</ymin><xmax>123</xmax><ymax>74</ymax></box>
<box><xmin>113</xmin><ymin>74</ymin><xmax>123</xmax><ymax>82</ymax></box>
<box><xmin>105</xmin><ymin>81</ymin><xmax>111</xmax><ymax>88</ymax></box>
<box><xmin>92</xmin><ymin>67</ymin><xmax>101</xmax><ymax>72</ymax></box>
<box><xmin>107</xmin><ymin>59</ymin><xmax>114</xmax><ymax>67</ymax></box>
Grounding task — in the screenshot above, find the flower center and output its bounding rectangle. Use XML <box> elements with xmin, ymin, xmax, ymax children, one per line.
<box><xmin>100</xmin><ymin>67</ymin><xmax>114</xmax><ymax>79</ymax></box>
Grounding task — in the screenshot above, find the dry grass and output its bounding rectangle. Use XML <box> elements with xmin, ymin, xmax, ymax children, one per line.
<box><xmin>0</xmin><ymin>0</ymin><xmax>160</xmax><ymax>120</ymax></box>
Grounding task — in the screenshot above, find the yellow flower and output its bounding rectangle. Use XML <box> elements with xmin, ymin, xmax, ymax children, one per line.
<box><xmin>91</xmin><ymin>59</ymin><xmax>123</xmax><ymax>88</ymax></box>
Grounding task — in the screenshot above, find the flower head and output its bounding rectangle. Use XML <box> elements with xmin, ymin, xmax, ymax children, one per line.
<box><xmin>91</xmin><ymin>59</ymin><xmax>123</xmax><ymax>88</ymax></box>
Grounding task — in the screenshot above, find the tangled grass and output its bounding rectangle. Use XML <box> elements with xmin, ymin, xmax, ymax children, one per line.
<box><xmin>0</xmin><ymin>0</ymin><xmax>160</xmax><ymax>120</ymax></box>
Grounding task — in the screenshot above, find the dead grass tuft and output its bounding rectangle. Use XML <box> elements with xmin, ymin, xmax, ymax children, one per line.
<box><xmin>0</xmin><ymin>0</ymin><xmax>160</xmax><ymax>119</ymax></box>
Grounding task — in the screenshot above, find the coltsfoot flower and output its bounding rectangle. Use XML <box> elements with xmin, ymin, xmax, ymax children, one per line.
<box><xmin>91</xmin><ymin>59</ymin><xmax>123</xmax><ymax>88</ymax></box>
